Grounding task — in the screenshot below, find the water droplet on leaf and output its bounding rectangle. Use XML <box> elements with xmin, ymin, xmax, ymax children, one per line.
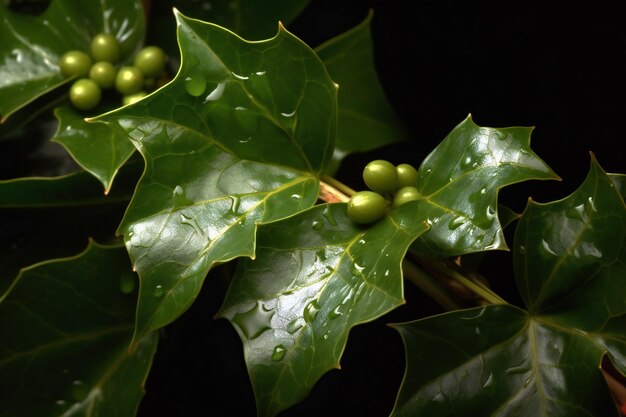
<box><xmin>311</xmin><ymin>219</ymin><xmax>323</xmax><ymax>230</ymax></box>
<box><xmin>286</xmin><ymin>318</ymin><xmax>303</xmax><ymax>334</ymax></box>
<box><xmin>232</xmin><ymin>301</ymin><xmax>275</xmax><ymax>339</ymax></box>
<box><xmin>350</xmin><ymin>260</ymin><xmax>365</xmax><ymax>276</ymax></box>
<box><xmin>184</xmin><ymin>73</ymin><xmax>206</xmax><ymax>97</ymax></box>
<box><xmin>303</xmin><ymin>299</ymin><xmax>321</xmax><ymax>323</ymax></box>
<box><xmin>448</xmin><ymin>216</ymin><xmax>465</xmax><ymax>230</ymax></box>
<box><xmin>153</xmin><ymin>285</ymin><xmax>164</xmax><ymax>297</ymax></box>
<box><xmin>271</xmin><ymin>345</ymin><xmax>287</xmax><ymax>362</ymax></box>
<box><xmin>322</xmin><ymin>206</ymin><xmax>337</xmax><ymax>226</ymax></box>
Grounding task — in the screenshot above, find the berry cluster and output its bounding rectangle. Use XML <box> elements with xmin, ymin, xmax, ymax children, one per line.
<box><xmin>59</xmin><ymin>33</ymin><xmax>167</xmax><ymax>111</ymax></box>
<box><xmin>347</xmin><ymin>160</ymin><xmax>420</xmax><ymax>224</ymax></box>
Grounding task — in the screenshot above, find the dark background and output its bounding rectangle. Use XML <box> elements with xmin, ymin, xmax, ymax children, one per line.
<box><xmin>138</xmin><ymin>1</ymin><xmax>625</xmax><ymax>416</ymax></box>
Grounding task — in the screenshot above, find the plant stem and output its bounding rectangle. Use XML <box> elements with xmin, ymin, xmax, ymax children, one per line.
<box><xmin>402</xmin><ymin>259</ymin><xmax>462</xmax><ymax>310</ymax></box>
<box><xmin>423</xmin><ymin>258</ymin><xmax>508</xmax><ymax>305</ymax></box>
<box><xmin>320</xmin><ymin>175</ymin><xmax>356</xmax><ymax>200</ymax></box>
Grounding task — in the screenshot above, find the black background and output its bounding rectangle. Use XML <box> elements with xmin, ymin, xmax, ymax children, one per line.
<box><xmin>138</xmin><ymin>1</ymin><xmax>625</xmax><ymax>416</ymax></box>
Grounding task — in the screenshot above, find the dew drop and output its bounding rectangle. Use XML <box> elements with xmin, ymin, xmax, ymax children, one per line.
<box><xmin>204</xmin><ymin>82</ymin><xmax>225</xmax><ymax>102</ymax></box>
<box><xmin>460</xmin><ymin>155</ymin><xmax>473</xmax><ymax>169</ymax></box>
<box><xmin>505</xmin><ymin>360</ymin><xmax>530</xmax><ymax>375</ymax></box>
<box><xmin>486</xmin><ymin>205</ymin><xmax>496</xmax><ymax>220</ymax></box>
<box><xmin>119</xmin><ymin>271</ymin><xmax>136</xmax><ymax>294</ymax></box>
<box><xmin>303</xmin><ymin>299</ymin><xmax>321</xmax><ymax>323</ymax></box>
<box><xmin>71</xmin><ymin>380</ymin><xmax>88</xmax><ymax>402</ymax></box>
<box><xmin>271</xmin><ymin>345</ymin><xmax>287</xmax><ymax>362</ymax></box>
<box><xmin>238</xmin><ymin>136</ymin><xmax>252</xmax><ymax>143</ymax></box>
<box><xmin>483</xmin><ymin>373</ymin><xmax>494</xmax><ymax>388</ymax></box>
<box><xmin>329</xmin><ymin>305</ymin><xmax>343</xmax><ymax>319</ymax></box>
<box><xmin>172</xmin><ymin>185</ymin><xmax>192</xmax><ymax>207</ymax></box>
<box><xmin>311</xmin><ymin>219</ymin><xmax>324</xmax><ymax>231</ymax></box>
<box><xmin>232</xmin><ymin>302</ymin><xmax>275</xmax><ymax>339</ymax></box>
<box><xmin>518</xmin><ymin>245</ymin><xmax>526</xmax><ymax>254</ymax></box>
<box><xmin>286</xmin><ymin>318</ymin><xmax>303</xmax><ymax>334</ymax></box>
<box><xmin>231</xmin><ymin>71</ymin><xmax>249</xmax><ymax>80</ymax></box>
<box><xmin>350</xmin><ymin>259</ymin><xmax>365</xmax><ymax>276</ymax></box>
<box><xmin>448</xmin><ymin>216</ymin><xmax>465</xmax><ymax>230</ymax></box>
<box><xmin>184</xmin><ymin>73</ymin><xmax>206</xmax><ymax>97</ymax></box>
<box><xmin>358</xmin><ymin>239</ymin><xmax>366</xmax><ymax>245</ymax></box>
<box><xmin>153</xmin><ymin>284</ymin><xmax>164</xmax><ymax>297</ymax></box>
<box><xmin>586</xmin><ymin>196</ymin><xmax>598</xmax><ymax>214</ymax></box>
<box><xmin>229</xmin><ymin>195</ymin><xmax>241</xmax><ymax>215</ymax></box>
<box><xmin>291</xmin><ymin>194</ymin><xmax>302</xmax><ymax>200</ymax></box>
<box><xmin>322</xmin><ymin>206</ymin><xmax>337</xmax><ymax>226</ymax></box>
<box><xmin>566</xmin><ymin>203</ymin><xmax>587</xmax><ymax>221</ymax></box>
<box><xmin>541</xmin><ymin>239</ymin><xmax>558</xmax><ymax>256</ymax></box>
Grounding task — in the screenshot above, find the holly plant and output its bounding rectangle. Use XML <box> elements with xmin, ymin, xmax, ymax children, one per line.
<box><xmin>1</xmin><ymin>1</ymin><xmax>625</xmax><ymax>416</ymax></box>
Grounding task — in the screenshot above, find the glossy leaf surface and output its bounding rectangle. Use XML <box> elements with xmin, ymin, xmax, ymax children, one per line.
<box><xmin>315</xmin><ymin>10</ymin><xmax>406</xmax><ymax>173</ymax></box>
<box><xmin>411</xmin><ymin>115</ymin><xmax>559</xmax><ymax>257</ymax></box>
<box><xmin>99</xmin><ymin>11</ymin><xmax>337</xmax><ymax>343</ymax></box>
<box><xmin>0</xmin><ymin>242</ymin><xmax>158</xmax><ymax>417</ymax></box>
<box><xmin>0</xmin><ymin>167</ymin><xmax>138</xmax><ymax>297</ymax></box>
<box><xmin>53</xmin><ymin>106</ymin><xmax>136</xmax><ymax>192</ymax></box>
<box><xmin>0</xmin><ymin>0</ymin><xmax>145</xmax><ymax>121</ymax></box>
<box><xmin>148</xmin><ymin>0</ymin><xmax>311</xmax><ymax>65</ymax></box>
<box><xmin>392</xmin><ymin>157</ymin><xmax>625</xmax><ymax>416</ymax></box>
<box><xmin>218</xmin><ymin>202</ymin><xmax>429</xmax><ymax>417</ymax></box>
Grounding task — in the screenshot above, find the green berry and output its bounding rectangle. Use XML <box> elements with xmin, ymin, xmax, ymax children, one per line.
<box><xmin>396</xmin><ymin>163</ymin><xmax>419</xmax><ymax>188</ymax></box>
<box><xmin>393</xmin><ymin>186</ymin><xmax>420</xmax><ymax>207</ymax></box>
<box><xmin>122</xmin><ymin>91</ymin><xmax>147</xmax><ymax>106</ymax></box>
<box><xmin>363</xmin><ymin>159</ymin><xmax>398</xmax><ymax>195</ymax></box>
<box><xmin>90</xmin><ymin>33</ymin><xmax>120</xmax><ymax>63</ymax></box>
<box><xmin>347</xmin><ymin>191</ymin><xmax>389</xmax><ymax>224</ymax></box>
<box><xmin>134</xmin><ymin>46</ymin><xmax>166</xmax><ymax>78</ymax></box>
<box><xmin>115</xmin><ymin>66</ymin><xmax>144</xmax><ymax>95</ymax></box>
<box><xmin>59</xmin><ymin>50</ymin><xmax>92</xmax><ymax>77</ymax></box>
<box><xmin>69</xmin><ymin>78</ymin><xmax>101</xmax><ymax>110</ymax></box>
<box><xmin>89</xmin><ymin>61</ymin><xmax>116</xmax><ymax>88</ymax></box>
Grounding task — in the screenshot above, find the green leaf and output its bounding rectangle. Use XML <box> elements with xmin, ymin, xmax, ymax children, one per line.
<box><xmin>0</xmin><ymin>166</ymin><xmax>138</xmax><ymax>298</ymax></box>
<box><xmin>392</xmin><ymin>305</ymin><xmax>620</xmax><ymax>417</ymax></box>
<box><xmin>391</xmin><ymin>157</ymin><xmax>625</xmax><ymax>416</ymax></box>
<box><xmin>217</xmin><ymin>202</ymin><xmax>429</xmax><ymax>417</ymax></box>
<box><xmin>148</xmin><ymin>0</ymin><xmax>311</xmax><ymax>64</ymax></box>
<box><xmin>0</xmin><ymin>241</ymin><xmax>158</xmax><ymax>417</ymax></box>
<box><xmin>315</xmin><ymin>10</ymin><xmax>406</xmax><ymax>174</ymax></box>
<box><xmin>98</xmin><ymin>10</ymin><xmax>337</xmax><ymax>343</ymax></box>
<box><xmin>179</xmin><ymin>0</ymin><xmax>311</xmax><ymax>40</ymax></box>
<box><xmin>0</xmin><ymin>0</ymin><xmax>145</xmax><ymax>121</ymax></box>
<box><xmin>609</xmin><ymin>173</ymin><xmax>626</xmax><ymax>201</ymax></box>
<box><xmin>52</xmin><ymin>105</ymin><xmax>136</xmax><ymax>193</ymax></box>
<box><xmin>411</xmin><ymin>114</ymin><xmax>559</xmax><ymax>257</ymax></box>
<box><xmin>515</xmin><ymin>156</ymin><xmax>625</xmax><ymax>312</ymax></box>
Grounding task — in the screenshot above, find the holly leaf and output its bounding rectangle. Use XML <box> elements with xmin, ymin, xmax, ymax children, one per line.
<box><xmin>52</xmin><ymin>105</ymin><xmax>136</xmax><ymax>193</ymax></box>
<box><xmin>0</xmin><ymin>241</ymin><xmax>158</xmax><ymax>417</ymax></box>
<box><xmin>0</xmin><ymin>0</ymin><xmax>145</xmax><ymax>121</ymax></box>
<box><xmin>0</xmin><ymin>165</ymin><xmax>139</xmax><ymax>298</ymax></box>
<box><xmin>315</xmin><ymin>10</ymin><xmax>407</xmax><ymax>174</ymax></box>
<box><xmin>147</xmin><ymin>0</ymin><xmax>311</xmax><ymax>65</ymax></box>
<box><xmin>177</xmin><ymin>0</ymin><xmax>311</xmax><ymax>40</ymax></box>
<box><xmin>609</xmin><ymin>173</ymin><xmax>625</xmax><ymax>201</ymax></box>
<box><xmin>217</xmin><ymin>202</ymin><xmax>429</xmax><ymax>417</ymax></box>
<box><xmin>98</xmin><ymin>10</ymin><xmax>337</xmax><ymax>344</ymax></box>
<box><xmin>391</xmin><ymin>156</ymin><xmax>625</xmax><ymax>416</ymax></box>
<box><xmin>411</xmin><ymin>114</ymin><xmax>559</xmax><ymax>257</ymax></box>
